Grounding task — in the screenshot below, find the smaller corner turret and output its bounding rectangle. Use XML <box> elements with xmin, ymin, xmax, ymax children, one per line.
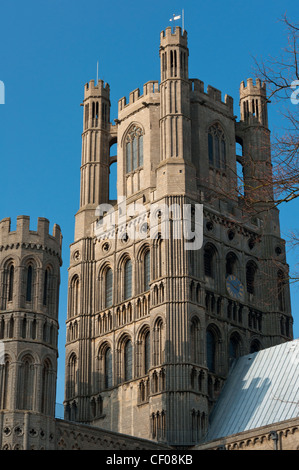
<box><xmin>83</xmin><ymin>79</ymin><xmax>110</xmax><ymax>131</ymax></box>
<box><xmin>239</xmin><ymin>78</ymin><xmax>268</xmax><ymax>127</ymax></box>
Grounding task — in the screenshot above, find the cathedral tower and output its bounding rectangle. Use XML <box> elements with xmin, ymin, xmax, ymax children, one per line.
<box><xmin>65</xmin><ymin>26</ymin><xmax>293</xmax><ymax>447</ymax></box>
<box><xmin>0</xmin><ymin>216</ymin><xmax>62</xmax><ymax>450</ymax></box>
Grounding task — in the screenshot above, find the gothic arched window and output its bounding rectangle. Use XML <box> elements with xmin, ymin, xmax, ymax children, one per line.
<box><xmin>105</xmin><ymin>268</ymin><xmax>113</xmax><ymax>308</ymax></box>
<box><xmin>17</xmin><ymin>355</ymin><xmax>35</xmax><ymax>410</ymax></box>
<box><xmin>144</xmin><ymin>250</ymin><xmax>150</xmax><ymax>292</ymax></box>
<box><xmin>26</xmin><ymin>265</ymin><xmax>33</xmax><ymax>302</ymax></box>
<box><xmin>68</xmin><ymin>353</ymin><xmax>77</xmax><ymax>399</ymax></box>
<box><xmin>191</xmin><ymin>317</ymin><xmax>200</xmax><ymax>364</ymax></box>
<box><xmin>124</xmin><ymin>339</ymin><xmax>133</xmax><ymax>381</ymax></box>
<box><xmin>246</xmin><ymin>261</ymin><xmax>257</xmax><ymax>295</ymax></box>
<box><xmin>104</xmin><ymin>347</ymin><xmax>113</xmax><ymax>389</ymax></box>
<box><xmin>41</xmin><ymin>359</ymin><xmax>52</xmax><ymax>415</ymax></box>
<box><xmin>126</xmin><ymin>125</ymin><xmax>144</xmax><ymax>173</ymax></box>
<box><xmin>8</xmin><ymin>264</ymin><xmax>14</xmax><ymax>302</ymax></box>
<box><xmin>124</xmin><ymin>259</ymin><xmax>132</xmax><ymax>300</ymax></box>
<box><xmin>277</xmin><ymin>270</ymin><xmax>286</xmax><ymax>311</ymax></box>
<box><xmin>144</xmin><ymin>331</ymin><xmax>150</xmax><ymax>374</ymax></box>
<box><xmin>226</xmin><ymin>252</ymin><xmax>238</xmax><ymax>277</ymax></box>
<box><xmin>229</xmin><ymin>335</ymin><xmax>241</xmax><ymax>365</ymax></box>
<box><xmin>153</xmin><ymin>318</ymin><xmax>164</xmax><ymax>366</ymax></box>
<box><xmin>70</xmin><ymin>275</ymin><xmax>80</xmax><ymax>316</ymax></box>
<box><xmin>204</xmin><ymin>244</ymin><xmax>217</xmax><ymax>278</ymax></box>
<box><xmin>43</xmin><ymin>268</ymin><xmax>52</xmax><ymax>306</ymax></box>
<box><xmin>208</xmin><ymin>123</ymin><xmax>226</xmax><ymax>169</ymax></box>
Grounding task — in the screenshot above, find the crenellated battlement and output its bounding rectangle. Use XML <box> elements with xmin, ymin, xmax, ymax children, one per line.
<box><xmin>160</xmin><ymin>26</ymin><xmax>188</xmax><ymax>48</ymax></box>
<box><xmin>240</xmin><ymin>78</ymin><xmax>267</xmax><ymax>97</ymax></box>
<box><xmin>118</xmin><ymin>80</ymin><xmax>160</xmax><ymax>113</ymax></box>
<box><xmin>0</xmin><ymin>216</ymin><xmax>62</xmax><ymax>257</ymax></box>
<box><xmin>190</xmin><ymin>78</ymin><xmax>234</xmax><ymax>112</ymax></box>
<box><xmin>84</xmin><ymin>79</ymin><xmax>110</xmax><ymax>100</ymax></box>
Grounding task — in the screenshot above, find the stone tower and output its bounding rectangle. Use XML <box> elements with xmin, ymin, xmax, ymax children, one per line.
<box><xmin>65</xmin><ymin>26</ymin><xmax>293</xmax><ymax>447</ymax></box>
<box><xmin>0</xmin><ymin>216</ymin><xmax>62</xmax><ymax>450</ymax></box>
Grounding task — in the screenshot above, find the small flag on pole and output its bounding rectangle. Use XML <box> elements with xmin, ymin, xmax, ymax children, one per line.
<box><xmin>170</xmin><ymin>14</ymin><xmax>181</xmax><ymax>21</ymax></box>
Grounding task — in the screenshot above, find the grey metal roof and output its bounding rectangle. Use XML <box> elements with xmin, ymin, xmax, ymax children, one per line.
<box><xmin>204</xmin><ymin>339</ymin><xmax>299</xmax><ymax>442</ymax></box>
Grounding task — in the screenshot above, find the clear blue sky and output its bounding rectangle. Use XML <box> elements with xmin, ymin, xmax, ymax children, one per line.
<box><xmin>0</xmin><ymin>0</ymin><xmax>298</xmax><ymax>405</ymax></box>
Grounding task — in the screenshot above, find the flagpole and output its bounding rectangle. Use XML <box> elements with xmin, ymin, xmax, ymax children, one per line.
<box><xmin>182</xmin><ymin>9</ymin><xmax>184</xmax><ymax>31</ymax></box>
<box><xmin>97</xmin><ymin>61</ymin><xmax>99</xmax><ymax>84</ymax></box>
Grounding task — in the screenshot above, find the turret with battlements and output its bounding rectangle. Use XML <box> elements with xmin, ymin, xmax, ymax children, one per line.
<box><xmin>0</xmin><ymin>216</ymin><xmax>62</xmax><ymax>450</ymax></box>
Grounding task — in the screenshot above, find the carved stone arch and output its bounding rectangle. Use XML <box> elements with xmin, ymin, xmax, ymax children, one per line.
<box><xmin>203</xmin><ymin>241</ymin><xmax>219</xmax><ymax>280</ymax></box>
<box><xmin>40</xmin><ymin>353</ymin><xmax>54</xmax><ymax>369</ymax></box>
<box><xmin>69</xmin><ymin>273</ymin><xmax>80</xmax><ymax>317</ymax></box>
<box><xmin>1</xmin><ymin>253</ymin><xmax>20</xmax><ymax>269</ymax></box>
<box><xmin>225</xmin><ymin>250</ymin><xmax>240</xmax><ymax>277</ymax></box>
<box><xmin>206</xmin><ymin>119</ymin><xmax>230</xmax><ymax>145</ymax></box>
<box><xmin>17</xmin><ymin>349</ymin><xmax>38</xmax><ymax>365</ymax></box>
<box><xmin>97</xmin><ymin>260</ymin><xmax>112</xmax><ymax>280</ymax></box>
<box><xmin>116</xmin><ymin>331</ymin><xmax>133</xmax><ymax>383</ymax></box>
<box><xmin>249</xmin><ymin>336</ymin><xmax>263</xmax><ymax>353</ymax></box>
<box><xmin>120</xmin><ymin>121</ymin><xmax>145</xmax><ymax>149</ymax></box>
<box><xmin>136</xmin><ymin>323</ymin><xmax>150</xmax><ymax>377</ymax></box>
<box><xmin>97</xmin><ymin>261</ymin><xmax>113</xmax><ymax>311</ymax></box>
<box><xmin>136</xmin><ymin>243</ymin><xmax>151</xmax><ymax>294</ymax></box>
<box><xmin>228</xmin><ymin>329</ymin><xmax>244</xmax><ymax>364</ymax></box>
<box><xmin>136</xmin><ymin>322</ymin><xmax>150</xmax><ymax>342</ymax></box>
<box><xmin>116</xmin><ymin>252</ymin><xmax>133</xmax><ymax>303</ymax></box>
<box><xmin>21</xmin><ymin>254</ymin><xmax>42</xmax><ymax>270</ymax></box>
<box><xmin>97</xmin><ymin>339</ymin><xmax>112</xmax><ymax>360</ymax></box>
<box><xmin>206</xmin><ymin>120</ymin><xmax>229</xmax><ymax>171</ymax></box>
<box><xmin>136</xmin><ymin>241</ymin><xmax>151</xmax><ymax>261</ymax></box>
<box><xmin>206</xmin><ymin>322</ymin><xmax>222</xmax><ymax>373</ymax></box>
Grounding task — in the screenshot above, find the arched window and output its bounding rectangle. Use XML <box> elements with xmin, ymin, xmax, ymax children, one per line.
<box><xmin>21</xmin><ymin>315</ymin><xmax>27</xmax><ymax>339</ymax></box>
<box><xmin>144</xmin><ymin>331</ymin><xmax>150</xmax><ymax>374</ymax></box>
<box><xmin>144</xmin><ymin>250</ymin><xmax>150</xmax><ymax>292</ymax></box>
<box><xmin>277</xmin><ymin>270</ymin><xmax>286</xmax><ymax>311</ymax></box>
<box><xmin>125</xmin><ymin>125</ymin><xmax>144</xmax><ymax>173</ymax></box>
<box><xmin>208</xmin><ymin>123</ymin><xmax>226</xmax><ymax>169</ymax></box>
<box><xmin>31</xmin><ymin>318</ymin><xmax>37</xmax><ymax>340</ymax></box>
<box><xmin>250</xmin><ymin>339</ymin><xmax>261</xmax><ymax>353</ymax></box>
<box><xmin>124</xmin><ymin>339</ymin><xmax>133</xmax><ymax>381</ymax></box>
<box><xmin>70</xmin><ymin>275</ymin><xmax>80</xmax><ymax>316</ymax></box>
<box><xmin>26</xmin><ymin>265</ymin><xmax>33</xmax><ymax>302</ymax></box>
<box><xmin>68</xmin><ymin>353</ymin><xmax>77</xmax><ymax>399</ymax></box>
<box><xmin>124</xmin><ymin>259</ymin><xmax>132</xmax><ymax>300</ymax></box>
<box><xmin>43</xmin><ymin>268</ymin><xmax>50</xmax><ymax>306</ymax></box>
<box><xmin>229</xmin><ymin>335</ymin><xmax>240</xmax><ymax>365</ymax></box>
<box><xmin>226</xmin><ymin>252</ymin><xmax>238</xmax><ymax>276</ymax></box>
<box><xmin>153</xmin><ymin>318</ymin><xmax>164</xmax><ymax>366</ymax></box>
<box><xmin>17</xmin><ymin>355</ymin><xmax>35</xmax><ymax>410</ymax></box>
<box><xmin>8</xmin><ymin>264</ymin><xmax>14</xmax><ymax>302</ymax></box>
<box><xmin>191</xmin><ymin>317</ymin><xmax>200</xmax><ymax>364</ymax></box>
<box><xmin>104</xmin><ymin>347</ymin><xmax>113</xmax><ymax>389</ymax></box>
<box><xmin>136</xmin><ymin>327</ymin><xmax>150</xmax><ymax>376</ymax></box>
<box><xmin>8</xmin><ymin>316</ymin><xmax>14</xmax><ymax>338</ymax></box>
<box><xmin>41</xmin><ymin>359</ymin><xmax>52</xmax><ymax>415</ymax></box>
<box><xmin>105</xmin><ymin>268</ymin><xmax>113</xmax><ymax>308</ymax></box>
<box><xmin>206</xmin><ymin>330</ymin><xmax>216</xmax><ymax>372</ymax></box>
<box><xmin>204</xmin><ymin>244</ymin><xmax>216</xmax><ymax>278</ymax></box>
<box><xmin>246</xmin><ymin>261</ymin><xmax>257</xmax><ymax>295</ymax></box>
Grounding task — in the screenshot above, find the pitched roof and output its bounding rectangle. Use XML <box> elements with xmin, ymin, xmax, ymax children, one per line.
<box><xmin>204</xmin><ymin>339</ymin><xmax>299</xmax><ymax>442</ymax></box>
